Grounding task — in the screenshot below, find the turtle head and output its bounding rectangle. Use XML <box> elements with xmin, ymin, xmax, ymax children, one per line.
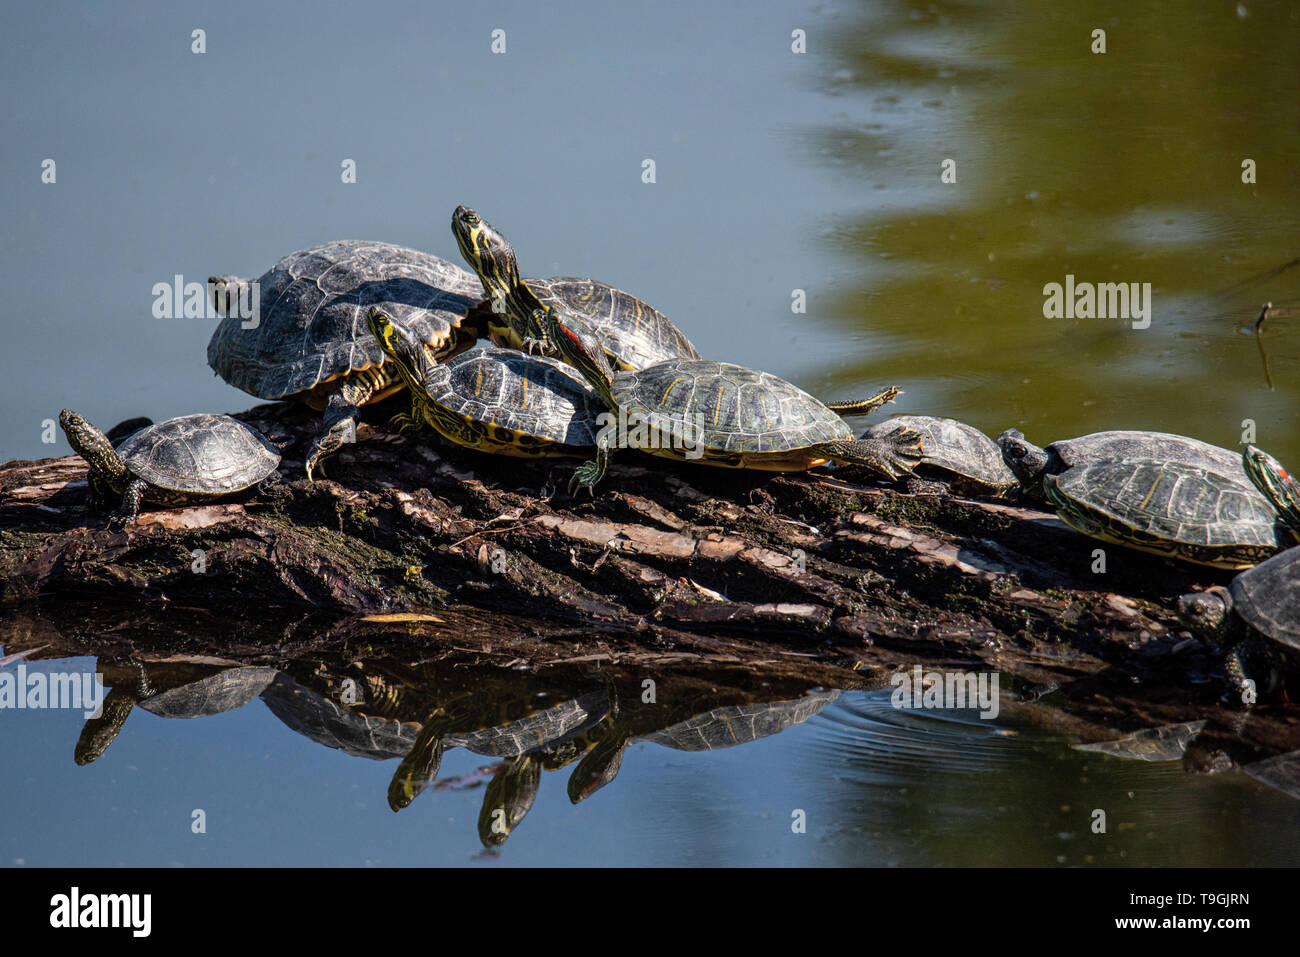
<box><xmin>537</xmin><ymin>305</ymin><xmax>615</xmax><ymax>402</ymax></box>
<box><xmin>996</xmin><ymin>429</ymin><xmax>1050</xmax><ymax>488</ymax></box>
<box><xmin>207</xmin><ymin>276</ymin><xmax>247</xmax><ymax>317</ymax></box>
<box><xmin>60</xmin><ymin>409</ymin><xmax>129</xmax><ymax>493</ymax></box>
<box><xmin>367</xmin><ymin>308</ymin><xmax>431</xmax><ymax>389</ymax></box>
<box><xmin>1176</xmin><ymin>587</ymin><xmax>1232</xmax><ymax>642</ymax></box>
<box><xmin>1244</xmin><ymin>445</ymin><xmax>1300</xmax><ymax>532</ymax></box>
<box><xmin>451</xmin><ymin>206</ymin><xmax>519</xmax><ymax>300</ymax></box>
<box><xmin>366</xmin><ymin>307</ymin><xmax>403</xmax><ymax>359</ymax></box>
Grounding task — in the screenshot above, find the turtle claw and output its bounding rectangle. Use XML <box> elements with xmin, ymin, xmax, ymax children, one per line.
<box><xmin>568</xmin><ymin>462</ymin><xmax>601</xmax><ymax>497</ymax></box>
<box><xmin>521</xmin><ymin>336</ymin><xmax>550</xmax><ymax>357</ymax></box>
<box><xmin>387</xmin><ymin>413</ymin><xmax>420</xmax><ymax>435</ymax></box>
<box><xmin>305</xmin><ymin>420</ymin><xmax>355</xmax><ymax>482</ymax></box>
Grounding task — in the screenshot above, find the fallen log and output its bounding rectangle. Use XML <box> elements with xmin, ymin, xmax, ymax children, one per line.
<box><xmin>0</xmin><ymin>397</ymin><xmax>1273</xmax><ymax>701</ymax></box>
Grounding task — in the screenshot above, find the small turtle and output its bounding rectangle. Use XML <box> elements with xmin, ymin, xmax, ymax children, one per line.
<box><xmin>451</xmin><ymin>206</ymin><xmax>699</xmax><ymax>370</ymax></box>
<box><xmin>862</xmin><ymin>416</ymin><xmax>1016</xmax><ymax>496</ymax></box>
<box><xmin>207</xmin><ymin>241</ymin><xmax>486</xmax><ymax>479</ymax></box>
<box><xmin>997</xmin><ymin>428</ymin><xmax>1252</xmax><ymax>503</ymax></box>
<box><xmin>59</xmin><ymin>410</ymin><xmax>281</xmax><ymax>528</ymax></box>
<box><xmin>537</xmin><ymin>305</ymin><xmax>922</xmax><ymax>493</ymax></box>
<box><xmin>367</xmin><ymin>308</ymin><xmax>601</xmax><ymax>457</ymax></box>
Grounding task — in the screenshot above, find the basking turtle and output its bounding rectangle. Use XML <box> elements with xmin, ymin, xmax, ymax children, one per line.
<box><xmin>537</xmin><ymin>305</ymin><xmax>922</xmax><ymax>493</ymax></box>
<box><xmin>207</xmin><ymin>241</ymin><xmax>486</xmax><ymax>479</ymax></box>
<box><xmin>1178</xmin><ymin>543</ymin><xmax>1300</xmax><ymax>703</ymax></box>
<box><xmin>1039</xmin><ymin>442</ymin><xmax>1300</xmax><ymax>570</ymax></box>
<box><xmin>1042</xmin><ymin>459</ymin><xmax>1289</xmax><ymax>569</ymax></box>
<box><xmin>997</xmin><ymin>428</ymin><xmax>1251</xmax><ymax>503</ymax></box>
<box><xmin>366</xmin><ymin>308</ymin><xmax>601</xmax><ymax>457</ymax></box>
<box><xmin>59</xmin><ymin>410</ymin><xmax>281</xmax><ymax>528</ymax></box>
<box><xmin>862</xmin><ymin>416</ymin><xmax>1016</xmax><ymax>496</ymax></box>
<box><xmin>451</xmin><ymin>206</ymin><xmax>699</xmax><ymax>369</ymax></box>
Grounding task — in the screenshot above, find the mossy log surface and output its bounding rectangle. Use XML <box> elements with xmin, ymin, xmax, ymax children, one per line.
<box><xmin>0</xmin><ymin>400</ymin><xmax>1271</xmax><ymax>690</ymax></box>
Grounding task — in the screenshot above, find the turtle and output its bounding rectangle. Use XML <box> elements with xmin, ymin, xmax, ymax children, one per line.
<box><xmin>450</xmin><ymin>205</ymin><xmax>699</xmax><ymax>370</ymax></box>
<box><xmin>366</xmin><ymin>308</ymin><xmax>602</xmax><ymax>457</ymax></box>
<box><xmin>1041</xmin><ymin>459</ymin><xmax>1290</xmax><ymax>570</ymax></box>
<box><xmin>1178</xmin><ymin>542</ymin><xmax>1300</xmax><ymax>704</ymax></box>
<box><xmin>1038</xmin><ymin>441</ymin><xmax>1300</xmax><ymax>570</ymax></box>
<box><xmin>997</xmin><ymin>428</ymin><xmax>1252</xmax><ymax>504</ymax></box>
<box><xmin>536</xmin><ymin>304</ymin><xmax>923</xmax><ymax>493</ymax></box>
<box><xmin>861</xmin><ymin>415</ymin><xmax>1017</xmax><ymax>496</ymax></box>
<box><xmin>59</xmin><ymin>410</ymin><xmax>281</xmax><ymax>528</ymax></box>
<box><xmin>206</xmin><ymin>240</ymin><xmax>487</xmax><ymax>479</ymax></box>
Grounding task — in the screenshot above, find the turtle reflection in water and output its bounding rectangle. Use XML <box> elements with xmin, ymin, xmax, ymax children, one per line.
<box><xmin>1074</xmin><ymin>723</ymin><xmax>1300</xmax><ymax>803</ymax></box>
<box><xmin>262</xmin><ymin>673</ymin><xmax>611</xmax><ymax>846</ymax></box>
<box><xmin>562</xmin><ymin>689</ymin><xmax>842</xmax><ymax>805</ymax></box>
<box><xmin>261</xmin><ymin>673</ymin><xmax>837</xmax><ymax>847</ymax></box>
<box><xmin>75</xmin><ymin>663</ymin><xmax>278</xmax><ymax>765</ymax></box>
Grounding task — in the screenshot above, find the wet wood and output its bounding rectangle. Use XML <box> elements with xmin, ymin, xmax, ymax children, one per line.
<box><xmin>0</xmin><ymin>398</ymin><xmax>1264</xmax><ymax>700</ymax></box>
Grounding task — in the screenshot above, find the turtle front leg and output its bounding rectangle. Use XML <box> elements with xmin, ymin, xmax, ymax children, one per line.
<box><xmin>1224</xmin><ymin>642</ymin><xmax>1258</xmax><ymax>708</ymax></box>
<box><xmin>387</xmin><ymin>411</ymin><xmax>421</xmax><ymax>435</ymax></box>
<box><xmin>107</xmin><ymin>478</ymin><xmax>148</xmax><ymax>530</ymax></box>
<box><xmin>818</xmin><ymin>427</ymin><xmax>924</xmax><ymax>482</ymax></box>
<box><xmin>306</xmin><ymin>373</ymin><xmax>385</xmax><ymax>481</ymax></box>
<box><xmin>388</xmin><ymin>392</ymin><xmax>430</xmax><ymax>435</ymax></box>
<box><xmin>569</xmin><ymin>426</ymin><xmax>615</xmax><ymax>496</ymax></box>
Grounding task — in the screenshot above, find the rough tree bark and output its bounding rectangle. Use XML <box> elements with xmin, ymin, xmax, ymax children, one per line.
<box><xmin>4</xmin><ymin>398</ymin><xmax>1299</xmax><ymax>781</ymax></box>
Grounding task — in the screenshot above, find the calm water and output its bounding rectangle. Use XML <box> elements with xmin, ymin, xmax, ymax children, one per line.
<box><xmin>3</xmin><ymin>0</ymin><xmax>1300</xmax><ymax>865</ymax></box>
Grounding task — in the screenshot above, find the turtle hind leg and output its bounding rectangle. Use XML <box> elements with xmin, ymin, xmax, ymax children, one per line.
<box><xmin>817</xmin><ymin>427</ymin><xmax>924</xmax><ymax>482</ymax></box>
<box><xmin>824</xmin><ymin>387</ymin><xmax>901</xmax><ymax>417</ymax></box>
<box><xmin>569</xmin><ymin>428</ymin><xmax>614</xmax><ymax>496</ymax></box>
<box><xmin>107</xmin><ymin>478</ymin><xmax>148</xmax><ymax>530</ymax></box>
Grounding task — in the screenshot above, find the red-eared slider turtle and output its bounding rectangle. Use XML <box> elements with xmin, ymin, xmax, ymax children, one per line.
<box><xmin>207</xmin><ymin>241</ymin><xmax>486</xmax><ymax>479</ymax></box>
<box><xmin>451</xmin><ymin>206</ymin><xmax>699</xmax><ymax>370</ymax></box>
<box><xmin>366</xmin><ymin>308</ymin><xmax>601</xmax><ymax>456</ymax></box>
<box><xmin>537</xmin><ymin>305</ymin><xmax>922</xmax><ymax>493</ymax></box>
<box><xmin>863</xmin><ymin>416</ymin><xmax>1016</xmax><ymax>496</ymax></box>
<box><xmin>59</xmin><ymin>410</ymin><xmax>281</xmax><ymax>528</ymax></box>
<box><xmin>997</xmin><ymin>429</ymin><xmax>1252</xmax><ymax>503</ymax></box>
<box><xmin>1178</xmin><ymin>540</ymin><xmax>1300</xmax><ymax>703</ymax></box>
<box><xmin>1042</xmin><ymin>459</ymin><xmax>1290</xmax><ymax>569</ymax></box>
<box><xmin>1038</xmin><ymin>443</ymin><xmax>1300</xmax><ymax>570</ymax></box>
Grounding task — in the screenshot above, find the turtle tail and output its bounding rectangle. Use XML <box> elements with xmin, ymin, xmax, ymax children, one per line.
<box><xmin>824</xmin><ymin>387</ymin><xmax>901</xmax><ymax>417</ymax></box>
